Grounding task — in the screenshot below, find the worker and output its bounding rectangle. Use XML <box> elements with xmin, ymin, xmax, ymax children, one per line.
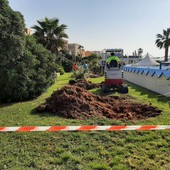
<box><xmin>82</xmin><ymin>61</ymin><xmax>88</xmax><ymax>73</ymax></box>
<box><xmin>72</xmin><ymin>63</ymin><xmax>78</xmax><ymax>71</ymax></box>
<box><xmin>106</xmin><ymin>52</ymin><xmax>121</xmax><ymax>68</ymax></box>
<box><xmin>83</xmin><ymin>61</ymin><xmax>88</xmax><ymax>69</ymax></box>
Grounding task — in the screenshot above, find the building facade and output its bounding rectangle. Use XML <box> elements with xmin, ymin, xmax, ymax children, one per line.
<box><xmin>68</xmin><ymin>43</ymin><xmax>85</xmax><ymax>57</ymax></box>
<box><xmin>24</xmin><ymin>28</ymin><xmax>32</xmax><ymax>35</ymax></box>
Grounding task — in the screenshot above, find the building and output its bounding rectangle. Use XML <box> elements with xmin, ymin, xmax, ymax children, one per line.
<box><xmin>57</xmin><ymin>39</ymin><xmax>68</xmax><ymax>52</ymax></box>
<box><xmin>84</xmin><ymin>51</ymin><xmax>92</xmax><ymax>57</ymax></box>
<box><xmin>68</xmin><ymin>43</ymin><xmax>85</xmax><ymax>57</ymax></box>
<box><xmin>63</xmin><ymin>39</ymin><xmax>68</xmax><ymax>50</ymax></box>
<box><xmin>122</xmin><ymin>55</ymin><xmax>142</xmax><ymax>64</ymax></box>
<box><xmin>24</xmin><ymin>28</ymin><xmax>32</xmax><ymax>35</ymax></box>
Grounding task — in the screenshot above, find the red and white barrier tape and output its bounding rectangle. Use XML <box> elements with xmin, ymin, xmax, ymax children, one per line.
<box><xmin>0</xmin><ymin>125</ymin><xmax>170</xmax><ymax>132</ymax></box>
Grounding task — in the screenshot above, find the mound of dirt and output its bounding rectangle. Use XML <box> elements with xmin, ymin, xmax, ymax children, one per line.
<box><xmin>69</xmin><ymin>79</ymin><xmax>100</xmax><ymax>90</ymax></box>
<box><xmin>37</xmin><ymin>85</ymin><xmax>161</xmax><ymax>120</ymax></box>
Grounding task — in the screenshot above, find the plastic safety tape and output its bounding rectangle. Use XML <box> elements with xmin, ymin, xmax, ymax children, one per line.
<box><xmin>0</xmin><ymin>125</ymin><xmax>170</xmax><ymax>132</ymax></box>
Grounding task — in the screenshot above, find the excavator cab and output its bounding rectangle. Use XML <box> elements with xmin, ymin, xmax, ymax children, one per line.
<box><xmin>101</xmin><ymin>49</ymin><xmax>128</xmax><ymax>93</ymax></box>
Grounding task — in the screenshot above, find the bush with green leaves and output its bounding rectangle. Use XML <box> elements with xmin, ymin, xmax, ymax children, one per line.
<box><xmin>0</xmin><ymin>35</ymin><xmax>58</xmax><ymax>102</ymax></box>
<box><xmin>72</xmin><ymin>67</ymin><xmax>89</xmax><ymax>80</ymax></box>
<box><xmin>0</xmin><ymin>0</ymin><xmax>58</xmax><ymax>102</ymax></box>
<box><xmin>82</xmin><ymin>54</ymin><xmax>102</xmax><ymax>75</ymax></box>
<box><xmin>56</xmin><ymin>65</ymin><xmax>65</xmax><ymax>75</ymax></box>
<box><xmin>23</xmin><ymin>36</ymin><xmax>58</xmax><ymax>98</ymax></box>
<box><xmin>56</xmin><ymin>50</ymin><xmax>82</xmax><ymax>72</ymax></box>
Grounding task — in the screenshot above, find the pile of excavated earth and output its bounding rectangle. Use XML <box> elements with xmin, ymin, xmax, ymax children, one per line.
<box><xmin>37</xmin><ymin>80</ymin><xmax>161</xmax><ymax>120</ymax></box>
<box><xmin>68</xmin><ymin>79</ymin><xmax>100</xmax><ymax>90</ymax></box>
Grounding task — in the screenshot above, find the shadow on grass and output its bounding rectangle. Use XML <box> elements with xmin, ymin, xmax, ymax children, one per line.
<box><xmin>31</xmin><ymin>108</ymin><xmax>58</xmax><ymax>118</ymax></box>
<box><xmin>0</xmin><ymin>95</ymin><xmax>42</xmax><ymax>108</ymax></box>
<box><xmin>89</xmin><ymin>88</ymin><xmax>106</xmax><ymax>96</ymax></box>
<box><xmin>126</xmin><ymin>81</ymin><xmax>170</xmax><ymax>104</ymax></box>
<box><xmin>0</xmin><ymin>102</ymin><xmax>16</xmax><ymax>108</ymax></box>
<box><xmin>90</xmin><ymin>88</ymin><xmax>128</xmax><ymax>97</ymax></box>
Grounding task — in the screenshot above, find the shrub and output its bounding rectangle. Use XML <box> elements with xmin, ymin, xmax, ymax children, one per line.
<box><xmin>57</xmin><ymin>66</ymin><xmax>65</xmax><ymax>75</ymax></box>
<box><xmin>0</xmin><ymin>0</ymin><xmax>59</xmax><ymax>102</ymax></box>
<box><xmin>0</xmin><ymin>35</ymin><xmax>58</xmax><ymax>102</ymax></box>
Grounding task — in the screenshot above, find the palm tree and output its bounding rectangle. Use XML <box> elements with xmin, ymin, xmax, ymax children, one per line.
<box><xmin>32</xmin><ymin>17</ymin><xmax>68</xmax><ymax>53</ymax></box>
<box><xmin>155</xmin><ymin>28</ymin><xmax>170</xmax><ymax>61</ymax></box>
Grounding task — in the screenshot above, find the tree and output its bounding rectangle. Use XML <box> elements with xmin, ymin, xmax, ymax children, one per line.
<box><xmin>82</xmin><ymin>54</ymin><xmax>102</xmax><ymax>74</ymax></box>
<box><xmin>0</xmin><ymin>0</ymin><xmax>58</xmax><ymax>102</ymax></box>
<box><xmin>23</xmin><ymin>36</ymin><xmax>58</xmax><ymax>97</ymax></box>
<box><xmin>32</xmin><ymin>17</ymin><xmax>68</xmax><ymax>54</ymax></box>
<box><xmin>155</xmin><ymin>28</ymin><xmax>170</xmax><ymax>61</ymax></box>
<box><xmin>0</xmin><ymin>35</ymin><xmax>59</xmax><ymax>102</ymax></box>
<box><xmin>0</xmin><ymin>0</ymin><xmax>26</xmax><ymax>101</ymax></box>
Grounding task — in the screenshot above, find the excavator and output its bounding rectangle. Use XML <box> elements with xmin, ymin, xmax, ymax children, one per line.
<box><xmin>101</xmin><ymin>48</ymin><xmax>128</xmax><ymax>93</ymax></box>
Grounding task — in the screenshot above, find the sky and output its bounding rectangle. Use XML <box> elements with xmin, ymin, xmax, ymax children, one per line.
<box><xmin>8</xmin><ymin>0</ymin><xmax>170</xmax><ymax>57</ymax></box>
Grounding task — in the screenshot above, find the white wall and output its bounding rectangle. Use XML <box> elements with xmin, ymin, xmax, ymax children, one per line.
<box><xmin>124</xmin><ymin>71</ymin><xmax>170</xmax><ymax>97</ymax></box>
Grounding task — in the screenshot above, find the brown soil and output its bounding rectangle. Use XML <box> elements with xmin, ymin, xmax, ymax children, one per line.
<box><xmin>69</xmin><ymin>79</ymin><xmax>100</xmax><ymax>90</ymax></box>
<box><xmin>37</xmin><ymin>85</ymin><xmax>161</xmax><ymax>120</ymax></box>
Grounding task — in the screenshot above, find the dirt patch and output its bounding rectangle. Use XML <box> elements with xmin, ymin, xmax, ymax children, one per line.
<box><xmin>37</xmin><ymin>85</ymin><xmax>161</xmax><ymax>120</ymax></box>
<box><xmin>89</xmin><ymin>74</ymin><xmax>101</xmax><ymax>78</ymax></box>
<box><xmin>69</xmin><ymin>79</ymin><xmax>100</xmax><ymax>90</ymax></box>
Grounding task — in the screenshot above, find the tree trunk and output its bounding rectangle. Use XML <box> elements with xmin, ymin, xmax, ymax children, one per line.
<box><xmin>164</xmin><ymin>46</ymin><xmax>169</xmax><ymax>61</ymax></box>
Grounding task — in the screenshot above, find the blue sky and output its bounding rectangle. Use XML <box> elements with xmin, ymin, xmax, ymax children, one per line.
<box><xmin>8</xmin><ymin>0</ymin><xmax>170</xmax><ymax>57</ymax></box>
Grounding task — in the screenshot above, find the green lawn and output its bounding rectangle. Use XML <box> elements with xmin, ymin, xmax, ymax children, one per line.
<box><xmin>0</xmin><ymin>73</ymin><xmax>170</xmax><ymax>170</ymax></box>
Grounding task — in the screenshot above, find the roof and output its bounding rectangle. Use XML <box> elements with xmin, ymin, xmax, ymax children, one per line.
<box><xmin>106</xmin><ymin>49</ymin><xmax>123</xmax><ymax>52</ymax></box>
<box><xmin>135</xmin><ymin>53</ymin><xmax>159</xmax><ymax>66</ymax></box>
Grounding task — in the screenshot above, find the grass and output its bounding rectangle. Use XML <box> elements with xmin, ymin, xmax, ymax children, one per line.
<box><xmin>0</xmin><ymin>73</ymin><xmax>170</xmax><ymax>170</ymax></box>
